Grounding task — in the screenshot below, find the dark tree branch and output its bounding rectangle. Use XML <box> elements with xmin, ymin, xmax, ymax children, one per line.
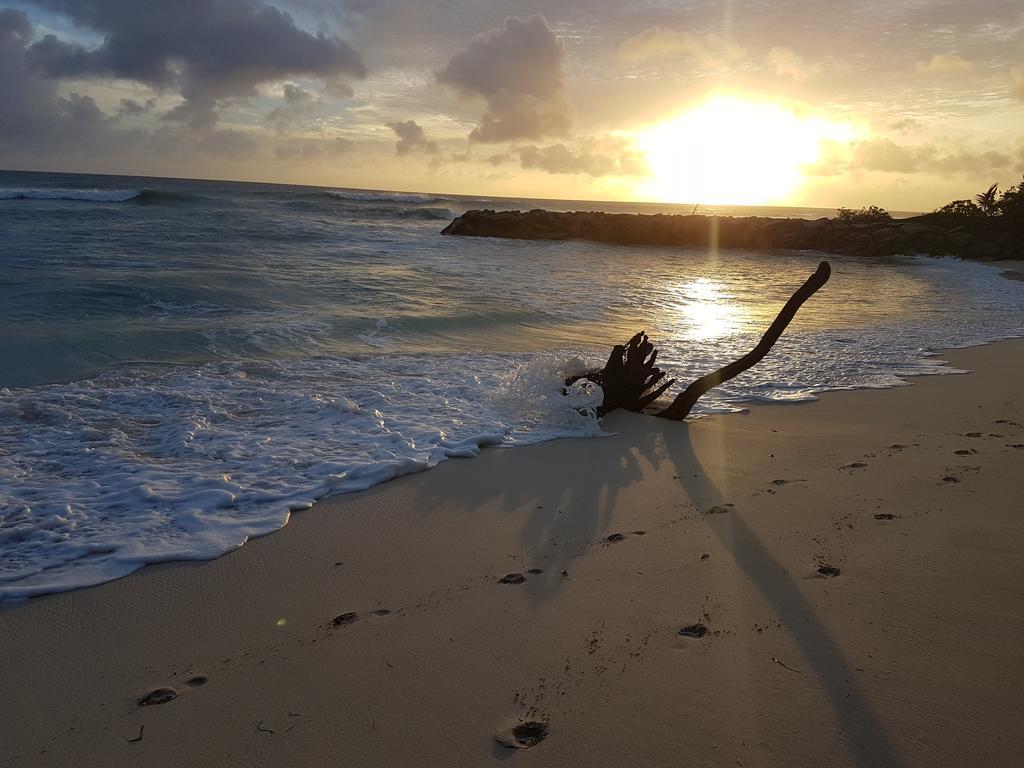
<box><xmin>570</xmin><ymin>261</ymin><xmax>832</xmax><ymax>420</ymax></box>
<box><xmin>655</xmin><ymin>260</ymin><xmax>831</xmax><ymax>419</ymax></box>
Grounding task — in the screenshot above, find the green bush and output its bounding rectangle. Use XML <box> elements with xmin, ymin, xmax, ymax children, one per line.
<box><xmin>996</xmin><ymin>177</ymin><xmax>1024</xmax><ymax>218</ymax></box>
<box><xmin>931</xmin><ymin>199</ymin><xmax>984</xmax><ymax>218</ymax></box>
<box><xmin>835</xmin><ymin>205</ymin><xmax>892</xmax><ymax>223</ymax></box>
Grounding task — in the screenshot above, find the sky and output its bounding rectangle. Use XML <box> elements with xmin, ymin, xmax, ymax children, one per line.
<box><xmin>1</xmin><ymin>0</ymin><xmax>1022</xmax><ymax>210</ymax></box>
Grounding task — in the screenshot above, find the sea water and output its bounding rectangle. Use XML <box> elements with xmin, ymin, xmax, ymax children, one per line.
<box><xmin>2</xmin><ymin>169</ymin><xmax>1022</xmax><ymax>599</ymax></box>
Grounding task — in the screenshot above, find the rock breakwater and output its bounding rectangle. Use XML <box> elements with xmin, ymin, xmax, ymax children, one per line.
<box><xmin>441</xmin><ymin>209</ymin><xmax>1022</xmax><ymax>260</ymax></box>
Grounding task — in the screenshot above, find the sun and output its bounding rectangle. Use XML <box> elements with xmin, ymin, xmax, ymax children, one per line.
<box><xmin>630</xmin><ymin>95</ymin><xmax>856</xmax><ymax>206</ymax></box>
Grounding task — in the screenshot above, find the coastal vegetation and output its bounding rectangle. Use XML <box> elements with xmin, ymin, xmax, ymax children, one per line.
<box><xmin>834</xmin><ymin>205</ymin><xmax>892</xmax><ymax>223</ymax></box>
<box><xmin>925</xmin><ymin>177</ymin><xmax>1024</xmax><ymax>221</ymax></box>
<box><xmin>834</xmin><ymin>178</ymin><xmax>1024</xmax><ymax>223</ymax></box>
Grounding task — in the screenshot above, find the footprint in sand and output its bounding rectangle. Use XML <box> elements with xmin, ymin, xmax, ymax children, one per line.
<box><xmin>495</xmin><ymin>721</ymin><xmax>549</xmax><ymax>749</ymax></box>
<box><xmin>678</xmin><ymin>623</ymin><xmax>709</xmax><ymax>638</ymax></box>
<box><xmin>184</xmin><ymin>676</ymin><xmax>208</xmax><ymax>688</ymax></box>
<box><xmin>705</xmin><ymin>503</ymin><xmax>734</xmax><ymax>515</ymax></box>
<box><xmin>499</xmin><ymin>573</ymin><xmax>527</xmax><ymax>584</ymax></box>
<box><xmin>840</xmin><ymin>462</ymin><xmax>868</xmax><ymax>470</ymax></box>
<box><xmin>604</xmin><ymin>530</ymin><xmax>646</xmax><ymax>543</ymax></box>
<box><xmin>941</xmin><ymin>475</ymin><xmax>961</xmax><ymax>484</ymax></box>
<box><xmin>817</xmin><ymin>564</ymin><xmax>841</xmax><ymax>578</ymax></box>
<box><xmin>527</xmin><ymin>568</ymin><xmax>544</xmax><ymax>575</ymax></box>
<box><xmin>138</xmin><ymin>687</ymin><xmax>178</xmax><ymax>707</ymax></box>
<box><xmin>371</xmin><ymin>609</ymin><xmax>392</xmax><ymax>617</ymax></box>
<box><xmin>331</xmin><ymin>611</ymin><xmax>359</xmax><ymax>626</ymax></box>
<box><xmin>873</xmin><ymin>513</ymin><xmax>896</xmax><ymax>521</ymax></box>
<box><xmin>954</xmin><ymin>449</ymin><xmax>977</xmax><ymax>456</ymax></box>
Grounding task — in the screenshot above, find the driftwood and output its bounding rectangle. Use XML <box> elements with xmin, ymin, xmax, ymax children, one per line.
<box><xmin>569</xmin><ymin>260</ymin><xmax>831</xmax><ymax>420</ymax></box>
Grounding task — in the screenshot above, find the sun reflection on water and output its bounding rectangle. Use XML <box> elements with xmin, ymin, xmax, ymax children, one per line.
<box><xmin>665</xmin><ymin>278</ymin><xmax>742</xmax><ymax>341</ymax></box>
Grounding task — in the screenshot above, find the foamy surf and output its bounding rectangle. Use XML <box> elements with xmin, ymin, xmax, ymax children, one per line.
<box><xmin>0</xmin><ymin>354</ymin><xmax>606</xmax><ymax>599</ymax></box>
<box><xmin>0</xmin><ymin>187</ymin><xmax>141</xmax><ymax>202</ymax></box>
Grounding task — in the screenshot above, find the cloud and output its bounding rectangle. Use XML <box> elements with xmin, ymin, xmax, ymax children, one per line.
<box><xmin>1012</xmin><ymin>67</ymin><xmax>1024</xmax><ymax>102</ymax></box>
<box><xmin>267</xmin><ymin>83</ymin><xmax>320</xmax><ymax>131</ymax></box>
<box><xmin>274</xmin><ymin>136</ymin><xmax>353</xmax><ymax>161</ymax></box>
<box><xmin>517</xmin><ymin>142</ymin><xmax>646</xmax><ymax>177</ymax></box>
<box><xmin>437</xmin><ymin>15</ymin><xmax>571</xmax><ymax>142</ymax></box>
<box><xmin>767</xmin><ymin>46</ymin><xmax>811</xmax><ymax>81</ymax></box>
<box><xmin>851</xmin><ymin>138</ymin><xmax>1010</xmax><ymax>176</ymax></box>
<box><xmin>0</xmin><ymin>8</ymin><xmax>119</xmax><ymax>149</ymax></box>
<box><xmin>118</xmin><ymin>97</ymin><xmax>156</xmax><ymax>117</ymax></box>
<box><xmin>387</xmin><ymin>119</ymin><xmax>438</xmax><ymax>155</ymax></box>
<box><xmin>889</xmin><ymin>118</ymin><xmax>924</xmax><ymax>134</ymax></box>
<box><xmin>915</xmin><ymin>54</ymin><xmax>974</xmax><ymax>75</ymax></box>
<box><xmin>619</xmin><ymin>29</ymin><xmax>745</xmax><ymax>69</ymax></box>
<box><xmin>22</xmin><ymin>0</ymin><xmax>366</xmax><ymax>127</ymax></box>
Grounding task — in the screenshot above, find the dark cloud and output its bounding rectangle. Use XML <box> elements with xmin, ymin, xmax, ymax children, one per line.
<box><xmin>118</xmin><ymin>97</ymin><xmax>156</xmax><ymax>117</ymax></box>
<box><xmin>437</xmin><ymin>15</ymin><xmax>571</xmax><ymax>142</ymax></box>
<box><xmin>23</xmin><ymin>0</ymin><xmax>365</xmax><ymax>126</ymax></box>
<box><xmin>267</xmin><ymin>83</ymin><xmax>319</xmax><ymax>131</ymax></box>
<box><xmin>0</xmin><ymin>9</ymin><xmax>264</xmax><ymax>170</ymax></box>
<box><xmin>0</xmin><ymin>8</ymin><xmax>114</xmax><ymax>148</ymax></box>
<box><xmin>387</xmin><ymin>119</ymin><xmax>438</xmax><ymax>155</ymax></box>
<box><xmin>517</xmin><ymin>143</ymin><xmax>646</xmax><ymax>177</ymax></box>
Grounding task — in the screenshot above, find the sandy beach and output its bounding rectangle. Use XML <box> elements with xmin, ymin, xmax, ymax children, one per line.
<box><xmin>2</xmin><ymin>339</ymin><xmax>1022</xmax><ymax>767</ymax></box>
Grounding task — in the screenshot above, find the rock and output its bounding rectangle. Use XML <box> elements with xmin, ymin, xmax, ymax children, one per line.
<box><xmin>439</xmin><ymin>210</ymin><xmax>1016</xmax><ymax>260</ymax></box>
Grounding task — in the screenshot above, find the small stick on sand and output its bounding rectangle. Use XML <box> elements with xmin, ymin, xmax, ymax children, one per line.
<box><xmin>771</xmin><ymin>655</ymin><xmax>803</xmax><ymax>674</ymax></box>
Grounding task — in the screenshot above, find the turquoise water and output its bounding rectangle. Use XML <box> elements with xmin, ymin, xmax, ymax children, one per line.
<box><xmin>1</xmin><ymin>169</ymin><xmax>1022</xmax><ymax>599</ymax></box>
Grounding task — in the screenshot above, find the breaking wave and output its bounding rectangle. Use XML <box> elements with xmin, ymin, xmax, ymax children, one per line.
<box><xmin>0</xmin><ymin>187</ymin><xmax>202</xmax><ymax>204</ymax></box>
<box><xmin>323</xmin><ymin>189</ymin><xmax>447</xmax><ymax>204</ymax></box>
<box><xmin>0</xmin><ymin>187</ymin><xmax>142</xmax><ymax>202</ymax></box>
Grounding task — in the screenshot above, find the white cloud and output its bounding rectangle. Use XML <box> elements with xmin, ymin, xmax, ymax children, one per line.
<box><xmin>619</xmin><ymin>29</ymin><xmax>745</xmax><ymax>69</ymax></box>
<box><xmin>517</xmin><ymin>141</ymin><xmax>646</xmax><ymax>177</ymax></box>
<box><xmin>915</xmin><ymin>54</ymin><xmax>975</xmax><ymax>75</ymax></box>
<box><xmin>767</xmin><ymin>46</ymin><xmax>811</xmax><ymax>81</ymax></box>
<box><xmin>1012</xmin><ymin>67</ymin><xmax>1024</xmax><ymax>102</ymax></box>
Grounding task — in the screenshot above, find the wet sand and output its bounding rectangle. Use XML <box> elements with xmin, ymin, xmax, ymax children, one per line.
<box><xmin>1</xmin><ymin>340</ymin><xmax>1022</xmax><ymax>767</ymax></box>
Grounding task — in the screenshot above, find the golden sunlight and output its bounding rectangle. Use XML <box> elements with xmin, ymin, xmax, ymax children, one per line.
<box><xmin>668</xmin><ymin>278</ymin><xmax>740</xmax><ymax>341</ymax></box>
<box><xmin>631</xmin><ymin>95</ymin><xmax>857</xmax><ymax>206</ymax></box>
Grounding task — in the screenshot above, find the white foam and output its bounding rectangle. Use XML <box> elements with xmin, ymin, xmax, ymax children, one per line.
<box><xmin>0</xmin><ymin>187</ymin><xmax>141</xmax><ymax>202</ymax></box>
<box><xmin>326</xmin><ymin>189</ymin><xmax>444</xmax><ymax>204</ymax></box>
<box><xmin>0</xmin><ymin>354</ymin><xmax>605</xmax><ymax>599</ymax></box>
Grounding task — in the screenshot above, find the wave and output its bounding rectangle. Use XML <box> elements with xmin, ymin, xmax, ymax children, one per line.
<box><xmin>0</xmin><ymin>187</ymin><xmax>202</xmax><ymax>204</ymax></box>
<box><xmin>289</xmin><ymin>196</ymin><xmax>455</xmax><ymax>219</ymax></box>
<box><xmin>0</xmin><ymin>187</ymin><xmax>142</xmax><ymax>202</ymax></box>
<box><xmin>323</xmin><ymin>189</ymin><xmax>446</xmax><ymax>204</ymax></box>
<box><xmin>375</xmin><ymin>206</ymin><xmax>454</xmax><ymax>220</ymax></box>
<box><xmin>133</xmin><ymin>189</ymin><xmax>204</xmax><ymax>204</ymax></box>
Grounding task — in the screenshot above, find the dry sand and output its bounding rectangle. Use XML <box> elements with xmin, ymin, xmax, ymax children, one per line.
<box><xmin>2</xmin><ymin>340</ymin><xmax>1023</xmax><ymax>767</ymax></box>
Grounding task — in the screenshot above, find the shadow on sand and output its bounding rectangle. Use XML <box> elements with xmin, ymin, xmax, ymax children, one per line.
<box><xmin>644</xmin><ymin>416</ymin><xmax>905</xmax><ymax>768</ymax></box>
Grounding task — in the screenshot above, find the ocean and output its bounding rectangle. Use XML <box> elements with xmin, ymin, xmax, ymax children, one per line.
<box><xmin>2</xmin><ymin>169</ymin><xmax>1022</xmax><ymax>599</ymax></box>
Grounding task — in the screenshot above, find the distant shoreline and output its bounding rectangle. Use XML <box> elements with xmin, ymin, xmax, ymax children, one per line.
<box><xmin>443</xmin><ymin>208</ymin><xmax>1022</xmax><ymax>261</ymax></box>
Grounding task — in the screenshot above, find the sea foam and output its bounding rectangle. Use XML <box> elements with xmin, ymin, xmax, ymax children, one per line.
<box><xmin>0</xmin><ymin>187</ymin><xmax>142</xmax><ymax>202</ymax></box>
<box><xmin>0</xmin><ymin>354</ymin><xmax>605</xmax><ymax>599</ymax></box>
